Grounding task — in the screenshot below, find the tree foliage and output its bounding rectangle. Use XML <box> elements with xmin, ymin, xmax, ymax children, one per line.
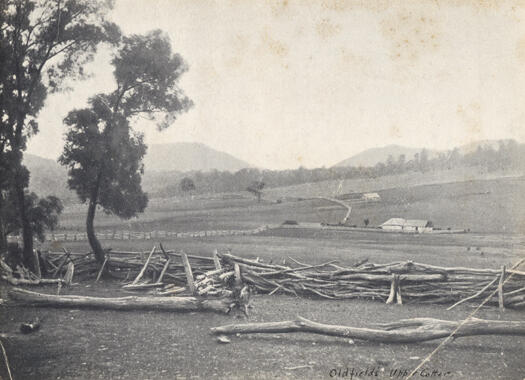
<box><xmin>59</xmin><ymin>30</ymin><xmax>192</xmax><ymax>262</ymax></box>
<box><xmin>1</xmin><ymin>0</ymin><xmax>119</xmax><ymax>151</ymax></box>
<box><xmin>60</xmin><ymin>99</ymin><xmax>148</xmax><ymax>218</ymax></box>
<box><xmin>0</xmin><ymin>0</ymin><xmax>118</xmax><ymax>267</ymax></box>
<box><xmin>180</xmin><ymin>177</ymin><xmax>195</xmax><ymax>193</ymax></box>
<box><xmin>247</xmin><ymin>181</ymin><xmax>265</xmax><ymax>202</ymax></box>
<box><xmin>0</xmin><ymin>190</ymin><xmax>63</xmax><ymax>247</ymax></box>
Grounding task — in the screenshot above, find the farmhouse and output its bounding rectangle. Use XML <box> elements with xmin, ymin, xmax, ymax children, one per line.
<box><xmin>380</xmin><ymin>218</ymin><xmax>433</xmax><ymax>233</ymax></box>
<box><xmin>380</xmin><ymin>218</ymin><xmax>405</xmax><ymax>231</ymax></box>
<box><xmin>404</xmin><ymin>219</ymin><xmax>433</xmax><ymax>233</ymax></box>
<box><xmin>362</xmin><ymin>192</ymin><xmax>381</xmax><ymax>201</ymax></box>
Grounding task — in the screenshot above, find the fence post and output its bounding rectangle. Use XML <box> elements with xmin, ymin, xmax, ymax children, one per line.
<box><xmin>181</xmin><ymin>252</ymin><xmax>196</xmax><ymax>294</ymax></box>
<box><xmin>498</xmin><ymin>265</ymin><xmax>506</xmax><ymax>311</ymax></box>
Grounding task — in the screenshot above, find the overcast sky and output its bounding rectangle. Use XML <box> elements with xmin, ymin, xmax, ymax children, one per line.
<box><xmin>27</xmin><ymin>0</ymin><xmax>525</xmax><ymax>170</ymax></box>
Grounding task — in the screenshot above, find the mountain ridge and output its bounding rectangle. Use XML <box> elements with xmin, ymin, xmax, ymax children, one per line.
<box><xmin>333</xmin><ymin>140</ymin><xmax>515</xmax><ymax>168</ymax></box>
<box><xmin>333</xmin><ymin>144</ymin><xmax>439</xmax><ymax>168</ymax></box>
<box><xmin>143</xmin><ymin>142</ymin><xmax>252</xmax><ymax>173</ymax></box>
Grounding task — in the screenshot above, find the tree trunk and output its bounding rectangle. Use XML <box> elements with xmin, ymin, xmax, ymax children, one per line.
<box><xmin>86</xmin><ymin>195</ymin><xmax>105</xmax><ymax>264</ymax></box>
<box><xmin>14</xmin><ymin>171</ymin><xmax>35</xmax><ymax>271</ymax></box>
<box><xmin>0</xmin><ymin>219</ymin><xmax>7</xmax><ymax>253</ymax></box>
<box><xmin>0</xmin><ymin>196</ymin><xmax>8</xmax><ymax>254</ymax></box>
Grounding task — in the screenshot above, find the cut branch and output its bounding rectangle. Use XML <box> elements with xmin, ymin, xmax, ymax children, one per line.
<box><xmin>447</xmin><ymin>276</ymin><xmax>499</xmax><ymax>310</ymax></box>
<box><xmin>132</xmin><ymin>246</ymin><xmax>156</xmax><ymax>285</ymax></box>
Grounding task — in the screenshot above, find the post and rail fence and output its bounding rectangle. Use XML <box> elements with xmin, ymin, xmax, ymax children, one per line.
<box><xmin>6</xmin><ymin>225</ymin><xmax>271</xmax><ymax>243</ymax></box>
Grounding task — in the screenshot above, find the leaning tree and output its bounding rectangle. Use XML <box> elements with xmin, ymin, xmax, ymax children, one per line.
<box><xmin>59</xmin><ymin>30</ymin><xmax>192</xmax><ymax>263</ymax></box>
<box><xmin>0</xmin><ymin>0</ymin><xmax>119</xmax><ymax>270</ymax></box>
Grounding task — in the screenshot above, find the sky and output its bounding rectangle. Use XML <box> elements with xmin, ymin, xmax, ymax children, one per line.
<box><xmin>27</xmin><ymin>0</ymin><xmax>525</xmax><ymax>170</ymax></box>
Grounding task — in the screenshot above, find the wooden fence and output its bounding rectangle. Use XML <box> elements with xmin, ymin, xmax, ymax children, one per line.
<box><xmin>34</xmin><ymin>225</ymin><xmax>270</xmax><ymax>242</ymax></box>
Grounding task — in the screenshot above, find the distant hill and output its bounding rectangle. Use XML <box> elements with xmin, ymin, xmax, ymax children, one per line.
<box><xmin>144</xmin><ymin>142</ymin><xmax>252</xmax><ymax>173</ymax></box>
<box><xmin>456</xmin><ymin>139</ymin><xmax>514</xmax><ymax>155</ymax></box>
<box><xmin>333</xmin><ymin>140</ymin><xmax>516</xmax><ymax>168</ymax></box>
<box><xmin>23</xmin><ymin>154</ymin><xmax>75</xmax><ymax>201</ymax></box>
<box><xmin>22</xmin><ymin>143</ymin><xmax>253</xmax><ymax>202</ymax></box>
<box><xmin>22</xmin><ymin>139</ymin><xmax>523</xmax><ymax>203</ymax></box>
<box><xmin>23</xmin><ymin>153</ymin><xmax>61</xmax><ymax>173</ymax></box>
<box><xmin>333</xmin><ymin>144</ymin><xmax>439</xmax><ymax>168</ymax></box>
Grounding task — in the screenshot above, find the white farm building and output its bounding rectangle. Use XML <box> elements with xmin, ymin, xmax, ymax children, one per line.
<box><xmin>380</xmin><ymin>218</ymin><xmax>433</xmax><ymax>233</ymax></box>
<box><xmin>362</xmin><ymin>192</ymin><xmax>381</xmax><ymax>201</ymax></box>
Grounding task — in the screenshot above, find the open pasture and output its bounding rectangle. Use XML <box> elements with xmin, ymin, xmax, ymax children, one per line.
<box><xmin>54</xmin><ymin>175</ymin><xmax>525</xmax><ymax>235</ymax></box>
<box><xmin>4</xmin><ymin>174</ymin><xmax>525</xmax><ymax>380</ymax></box>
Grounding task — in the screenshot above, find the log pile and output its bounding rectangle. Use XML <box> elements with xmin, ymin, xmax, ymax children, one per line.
<box><xmin>219</xmin><ymin>255</ymin><xmax>525</xmax><ymax>309</ymax></box>
<box><xmin>4</xmin><ymin>247</ymin><xmax>525</xmax><ymax>309</ymax></box>
<box><xmin>231</xmin><ymin>254</ymin><xmax>525</xmax><ymax>308</ymax></box>
<box><xmin>39</xmin><ymin>246</ymin><xmax>218</xmax><ymax>285</ymax></box>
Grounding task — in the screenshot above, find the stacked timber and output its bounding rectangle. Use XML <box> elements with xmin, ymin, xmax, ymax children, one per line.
<box><xmin>4</xmin><ymin>247</ymin><xmax>525</xmax><ymax>309</ymax></box>
<box><xmin>220</xmin><ymin>254</ymin><xmax>525</xmax><ymax>309</ymax></box>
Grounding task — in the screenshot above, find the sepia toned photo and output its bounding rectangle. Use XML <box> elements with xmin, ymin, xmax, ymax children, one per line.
<box><xmin>1</xmin><ymin>1</ymin><xmax>525</xmax><ymax>379</ymax></box>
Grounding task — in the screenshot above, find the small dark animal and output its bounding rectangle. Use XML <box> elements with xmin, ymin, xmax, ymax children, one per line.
<box><xmin>20</xmin><ymin>318</ymin><xmax>40</xmax><ymax>334</ymax></box>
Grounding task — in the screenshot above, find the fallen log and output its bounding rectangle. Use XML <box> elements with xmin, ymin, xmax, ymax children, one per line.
<box><xmin>122</xmin><ymin>282</ymin><xmax>165</xmax><ymax>290</ymax></box>
<box><xmin>211</xmin><ymin>316</ymin><xmax>525</xmax><ymax>343</ymax></box>
<box><xmin>1</xmin><ymin>275</ymin><xmax>64</xmax><ymax>286</ymax></box>
<box><xmin>336</xmin><ymin>273</ymin><xmax>446</xmax><ymax>282</ymax></box>
<box><xmin>9</xmin><ymin>288</ymin><xmax>232</xmax><ymax>314</ymax></box>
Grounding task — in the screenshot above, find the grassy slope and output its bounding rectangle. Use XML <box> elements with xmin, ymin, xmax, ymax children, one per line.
<box><xmin>264</xmin><ymin>167</ymin><xmax>522</xmax><ymax>199</ymax></box>
<box><xmin>348</xmin><ymin>176</ymin><xmax>525</xmax><ymax>233</ymax></box>
<box><xmin>57</xmin><ymin>174</ymin><xmax>525</xmax><ymax>234</ymax></box>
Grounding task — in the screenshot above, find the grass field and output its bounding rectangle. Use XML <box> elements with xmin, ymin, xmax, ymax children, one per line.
<box><xmin>2</xmin><ymin>172</ymin><xmax>525</xmax><ymax>379</ymax></box>
<box><xmin>264</xmin><ymin>167</ymin><xmax>523</xmax><ymax>200</ymax></box>
<box><xmin>55</xmin><ymin>175</ymin><xmax>525</xmax><ymax>234</ymax></box>
<box><xmin>2</xmin><ymin>226</ymin><xmax>525</xmax><ymax>379</ymax></box>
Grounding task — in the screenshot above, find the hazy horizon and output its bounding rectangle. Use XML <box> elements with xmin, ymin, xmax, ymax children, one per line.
<box><xmin>26</xmin><ymin>0</ymin><xmax>525</xmax><ymax>170</ymax></box>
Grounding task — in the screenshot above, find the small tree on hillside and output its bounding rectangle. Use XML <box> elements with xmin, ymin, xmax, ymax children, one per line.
<box><xmin>247</xmin><ymin>181</ymin><xmax>265</xmax><ymax>203</ymax></box>
<box><xmin>180</xmin><ymin>177</ymin><xmax>195</xmax><ymax>195</ymax></box>
<box><xmin>59</xmin><ymin>31</ymin><xmax>192</xmax><ymax>263</ymax></box>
